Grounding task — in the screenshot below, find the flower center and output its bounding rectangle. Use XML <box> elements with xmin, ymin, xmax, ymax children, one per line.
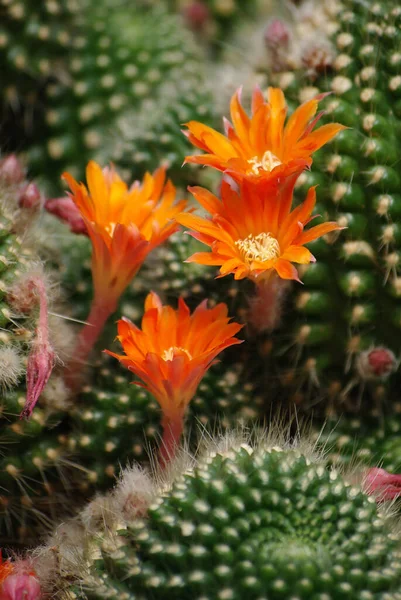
<box><xmin>105</xmin><ymin>221</ymin><xmax>116</xmax><ymax>236</ymax></box>
<box><xmin>247</xmin><ymin>150</ymin><xmax>282</xmax><ymax>175</ymax></box>
<box><xmin>162</xmin><ymin>346</ymin><xmax>192</xmax><ymax>362</ymax></box>
<box><xmin>235</xmin><ymin>233</ymin><xmax>281</xmax><ymax>264</ymax></box>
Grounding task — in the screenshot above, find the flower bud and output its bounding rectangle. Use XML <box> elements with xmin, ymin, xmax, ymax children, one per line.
<box><xmin>19</xmin><ymin>184</ymin><xmax>42</xmax><ymax>210</ymax></box>
<box><xmin>264</xmin><ymin>19</ymin><xmax>290</xmax><ymax>51</ymax></box>
<box><xmin>356</xmin><ymin>347</ymin><xmax>397</xmax><ymax>380</ymax></box>
<box><xmin>364</xmin><ymin>467</ymin><xmax>401</xmax><ymax>501</ymax></box>
<box><xmin>0</xmin><ymin>573</ymin><xmax>41</xmax><ymax>600</ymax></box>
<box><xmin>45</xmin><ymin>197</ymin><xmax>87</xmax><ymax>235</ymax></box>
<box><xmin>0</xmin><ymin>155</ymin><xmax>25</xmax><ymax>185</ymax></box>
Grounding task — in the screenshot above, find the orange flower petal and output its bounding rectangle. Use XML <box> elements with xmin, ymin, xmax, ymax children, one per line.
<box><xmin>63</xmin><ymin>162</ymin><xmax>187</xmax><ymax>305</ymax></box>
<box><xmin>274</xmin><ymin>258</ymin><xmax>301</xmax><ymax>282</ymax></box>
<box><xmin>184</xmin><ymin>86</ymin><xmax>345</xmax><ymax>183</ymax></box>
<box><xmin>295</xmin><ymin>221</ymin><xmax>342</xmax><ymax>245</ymax></box>
<box><xmin>296</xmin><ymin>123</ymin><xmax>348</xmax><ymax>154</ymax></box>
<box><xmin>105</xmin><ymin>293</ymin><xmax>243</xmax><ymax>420</ymax></box>
<box><xmin>280</xmin><ymin>245</ymin><xmax>315</xmax><ymax>264</ymax></box>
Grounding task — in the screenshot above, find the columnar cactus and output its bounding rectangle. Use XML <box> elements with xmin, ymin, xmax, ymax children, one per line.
<box><xmin>253</xmin><ymin>0</ymin><xmax>401</xmax><ymax>407</ymax></box>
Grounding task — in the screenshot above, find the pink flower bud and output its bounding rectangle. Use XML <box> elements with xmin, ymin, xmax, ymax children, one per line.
<box><xmin>364</xmin><ymin>467</ymin><xmax>401</xmax><ymax>501</ymax></box>
<box><xmin>22</xmin><ymin>336</ymin><xmax>55</xmax><ymax>419</ymax></box>
<box><xmin>19</xmin><ymin>277</ymin><xmax>55</xmax><ymax>419</ymax></box>
<box><xmin>0</xmin><ymin>155</ymin><xmax>25</xmax><ymax>185</ymax></box>
<box><xmin>18</xmin><ymin>184</ymin><xmax>42</xmax><ymax>210</ymax></box>
<box><xmin>45</xmin><ymin>197</ymin><xmax>88</xmax><ymax>235</ymax></box>
<box><xmin>0</xmin><ymin>573</ymin><xmax>41</xmax><ymax>600</ymax></box>
<box><xmin>183</xmin><ymin>1</ymin><xmax>210</xmax><ymax>31</ymax></box>
<box><xmin>356</xmin><ymin>347</ymin><xmax>397</xmax><ymax>380</ymax></box>
<box><xmin>264</xmin><ymin>19</ymin><xmax>290</xmax><ymax>50</ymax></box>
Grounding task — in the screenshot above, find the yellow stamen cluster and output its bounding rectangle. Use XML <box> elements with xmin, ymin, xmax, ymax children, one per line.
<box><xmin>247</xmin><ymin>150</ymin><xmax>282</xmax><ymax>175</ymax></box>
<box><xmin>162</xmin><ymin>346</ymin><xmax>193</xmax><ymax>362</ymax></box>
<box><xmin>235</xmin><ymin>233</ymin><xmax>281</xmax><ymax>265</ymax></box>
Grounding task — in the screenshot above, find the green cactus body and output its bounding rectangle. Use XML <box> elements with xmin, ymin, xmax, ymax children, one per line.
<box><xmin>66</xmin><ymin>439</ymin><xmax>401</xmax><ymax>599</ymax></box>
<box><xmin>257</xmin><ymin>0</ymin><xmax>401</xmax><ymax>407</ymax></box>
<box><xmin>0</xmin><ymin>206</ymin><xmax>260</xmax><ymax>545</ymax></box>
<box><xmin>0</xmin><ymin>0</ymin><xmax>80</xmax><ymax>149</ymax></box>
<box><xmin>313</xmin><ymin>405</ymin><xmax>401</xmax><ymax>472</ymax></box>
<box><xmin>1</xmin><ymin>1</ymin><xmax>213</xmax><ymax>193</ymax></box>
<box><xmin>163</xmin><ymin>0</ymin><xmax>260</xmax><ymax>55</ymax></box>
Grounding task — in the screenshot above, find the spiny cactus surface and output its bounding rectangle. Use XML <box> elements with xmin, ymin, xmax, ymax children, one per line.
<box><xmin>0</xmin><ymin>184</ymin><xmax>262</xmax><ymax>546</ymax></box>
<box><xmin>55</xmin><ymin>435</ymin><xmax>401</xmax><ymax>600</ymax></box>
<box><xmin>0</xmin><ymin>0</ymin><xmax>80</xmax><ymax>149</ymax></box>
<box><xmin>313</xmin><ymin>406</ymin><xmax>401</xmax><ymax>473</ymax></box>
<box><xmin>1</xmin><ymin>1</ymin><xmax>213</xmax><ymax>193</ymax></box>
<box><xmin>256</xmin><ymin>0</ymin><xmax>401</xmax><ymax>407</ymax></box>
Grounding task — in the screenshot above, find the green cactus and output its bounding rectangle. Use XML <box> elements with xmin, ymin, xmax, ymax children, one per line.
<box><xmin>161</xmin><ymin>0</ymin><xmax>261</xmax><ymax>55</ymax></box>
<box><xmin>0</xmin><ymin>0</ymin><xmax>80</xmax><ymax>150</ymax></box>
<box><xmin>0</xmin><ymin>176</ymin><xmax>262</xmax><ymax>547</ymax></box>
<box><xmin>0</xmin><ymin>1</ymin><xmax>213</xmax><ymax>193</ymax></box>
<box><xmin>37</xmin><ymin>433</ymin><xmax>401</xmax><ymax>599</ymax></box>
<box><xmin>312</xmin><ymin>407</ymin><xmax>401</xmax><ymax>473</ymax></box>
<box><xmin>243</xmin><ymin>0</ymin><xmax>401</xmax><ymax>407</ymax></box>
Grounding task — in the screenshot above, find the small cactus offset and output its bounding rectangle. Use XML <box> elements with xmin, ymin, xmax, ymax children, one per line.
<box><xmin>24</xmin><ymin>431</ymin><xmax>401</xmax><ymax>599</ymax></box>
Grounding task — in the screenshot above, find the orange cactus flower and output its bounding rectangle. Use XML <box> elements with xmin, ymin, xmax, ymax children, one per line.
<box><xmin>62</xmin><ymin>161</ymin><xmax>187</xmax><ymax>304</ymax></box>
<box><xmin>105</xmin><ymin>292</ymin><xmax>243</xmax><ymax>419</ymax></box>
<box><xmin>177</xmin><ymin>178</ymin><xmax>342</xmax><ymax>283</ymax></box>
<box><xmin>184</xmin><ymin>86</ymin><xmax>346</xmax><ymax>183</ymax></box>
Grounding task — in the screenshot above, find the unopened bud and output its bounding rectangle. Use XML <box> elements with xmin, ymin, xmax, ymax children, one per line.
<box><xmin>0</xmin><ymin>155</ymin><xmax>25</xmax><ymax>185</ymax></box>
<box><xmin>22</xmin><ymin>335</ymin><xmax>55</xmax><ymax>420</ymax></box>
<box><xmin>45</xmin><ymin>197</ymin><xmax>87</xmax><ymax>235</ymax></box>
<box><xmin>18</xmin><ymin>277</ymin><xmax>55</xmax><ymax>419</ymax></box>
<box><xmin>356</xmin><ymin>347</ymin><xmax>397</xmax><ymax>380</ymax></box>
<box><xmin>18</xmin><ymin>183</ymin><xmax>42</xmax><ymax>210</ymax></box>
<box><xmin>183</xmin><ymin>1</ymin><xmax>210</xmax><ymax>31</ymax></box>
<box><xmin>0</xmin><ymin>573</ymin><xmax>41</xmax><ymax>600</ymax></box>
<box><xmin>364</xmin><ymin>467</ymin><xmax>401</xmax><ymax>501</ymax></box>
<box><xmin>264</xmin><ymin>19</ymin><xmax>290</xmax><ymax>51</ymax></box>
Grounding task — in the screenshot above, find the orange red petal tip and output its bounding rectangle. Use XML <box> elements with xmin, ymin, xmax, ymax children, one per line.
<box><xmin>183</xmin><ymin>86</ymin><xmax>347</xmax><ymax>184</ymax></box>
<box><xmin>176</xmin><ymin>180</ymin><xmax>343</xmax><ymax>284</ymax></box>
<box><xmin>62</xmin><ymin>161</ymin><xmax>187</xmax><ymax>304</ymax></box>
<box><xmin>104</xmin><ymin>292</ymin><xmax>243</xmax><ymax>420</ymax></box>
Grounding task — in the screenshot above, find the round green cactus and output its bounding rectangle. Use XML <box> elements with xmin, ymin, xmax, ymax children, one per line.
<box><xmin>46</xmin><ymin>433</ymin><xmax>401</xmax><ymax>599</ymax></box>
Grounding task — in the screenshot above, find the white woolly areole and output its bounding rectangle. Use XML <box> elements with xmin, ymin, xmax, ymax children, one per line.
<box><xmin>113</xmin><ymin>464</ymin><xmax>157</xmax><ymax>520</ymax></box>
<box><xmin>0</xmin><ymin>346</ymin><xmax>24</xmax><ymax>390</ymax></box>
